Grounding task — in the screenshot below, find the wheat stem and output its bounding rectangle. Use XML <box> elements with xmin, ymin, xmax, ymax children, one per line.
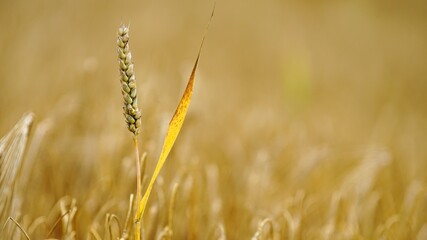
<box><xmin>133</xmin><ymin>136</ymin><xmax>142</xmax><ymax>240</ymax></box>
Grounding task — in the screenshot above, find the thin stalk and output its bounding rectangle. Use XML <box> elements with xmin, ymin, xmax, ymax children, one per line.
<box><xmin>121</xmin><ymin>194</ymin><xmax>134</xmax><ymax>239</ymax></box>
<box><xmin>133</xmin><ymin>136</ymin><xmax>142</xmax><ymax>240</ymax></box>
<box><xmin>2</xmin><ymin>217</ymin><xmax>30</xmax><ymax>240</ymax></box>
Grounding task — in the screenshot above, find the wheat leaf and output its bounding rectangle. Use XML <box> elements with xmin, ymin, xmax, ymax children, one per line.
<box><xmin>136</xmin><ymin>55</ymin><xmax>198</xmax><ymax>221</ymax></box>
<box><xmin>136</xmin><ymin>8</ymin><xmax>214</xmax><ymax>221</ymax></box>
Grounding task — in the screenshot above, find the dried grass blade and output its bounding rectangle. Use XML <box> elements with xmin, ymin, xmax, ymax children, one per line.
<box><xmin>136</xmin><ymin>8</ymin><xmax>214</xmax><ymax>221</ymax></box>
<box><xmin>1</xmin><ymin>217</ymin><xmax>30</xmax><ymax>240</ymax></box>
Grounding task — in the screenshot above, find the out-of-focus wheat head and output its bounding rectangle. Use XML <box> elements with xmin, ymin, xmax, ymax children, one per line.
<box><xmin>117</xmin><ymin>25</ymin><xmax>142</xmax><ymax>136</ymax></box>
<box><xmin>0</xmin><ymin>113</ymin><xmax>34</xmax><ymax>235</ymax></box>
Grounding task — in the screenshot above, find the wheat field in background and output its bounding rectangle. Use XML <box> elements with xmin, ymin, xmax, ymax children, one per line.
<box><xmin>1</xmin><ymin>0</ymin><xmax>427</xmax><ymax>239</ymax></box>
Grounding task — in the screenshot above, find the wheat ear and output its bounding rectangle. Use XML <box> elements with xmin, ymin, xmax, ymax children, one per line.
<box><xmin>117</xmin><ymin>25</ymin><xmax>142</xmax><ymax>240</ymax></box>
<box><xmin>118</xmin><ymin>25</ymin><xmax>142</xmax><ymax>135</ymax></box>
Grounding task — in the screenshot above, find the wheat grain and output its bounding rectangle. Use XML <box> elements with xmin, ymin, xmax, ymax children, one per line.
<box><xmin>117</xmin><ymin>25</ymin><xmax>142</xmax><ymax>136</ymax></box>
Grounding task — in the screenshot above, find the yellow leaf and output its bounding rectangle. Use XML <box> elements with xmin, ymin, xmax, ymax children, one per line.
<box><xmin>136</xmin><ymin>56</ymin><xmax>198</xmax><ymax>221</ymax></box>
<box><xmin>135</xmin><ymin>8</ymin><xmax>213</xmax><ymax>221</ymax></box>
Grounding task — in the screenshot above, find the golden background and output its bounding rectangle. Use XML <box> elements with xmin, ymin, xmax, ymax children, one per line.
<box><xmin>1</xmin><ymin>0</ymin><xmax>426</xmax><ymax>239</ymax></box>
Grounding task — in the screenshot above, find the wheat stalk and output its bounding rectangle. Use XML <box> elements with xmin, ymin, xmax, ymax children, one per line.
<box><xmin>117</xmin><ymin>24</ymin><xmax>143</xmax><ymax>240</ymax></box>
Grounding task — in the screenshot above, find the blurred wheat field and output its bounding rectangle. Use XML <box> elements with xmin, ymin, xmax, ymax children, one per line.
<box><xmin>1</xmin><ymin>0</ymin><xmax>427</xmax><ymax>239</ymax></box>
